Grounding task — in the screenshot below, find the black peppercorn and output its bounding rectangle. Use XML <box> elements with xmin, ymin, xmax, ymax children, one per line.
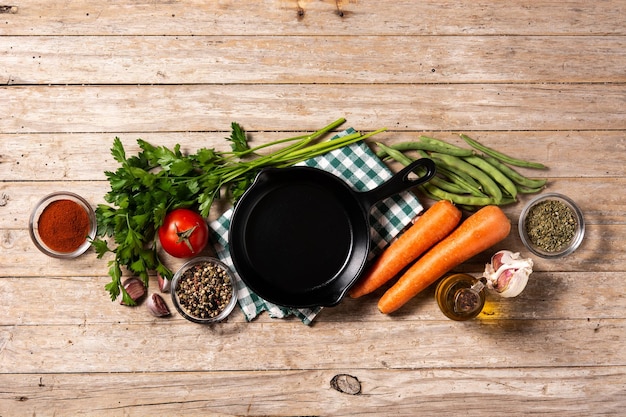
<box><xmin>175</xmin><ymin>260</ymin><xmax>234</xmax><ymax>320</ymax></box>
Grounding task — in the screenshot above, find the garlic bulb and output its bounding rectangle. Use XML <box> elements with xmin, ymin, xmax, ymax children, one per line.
<box><xmin>483</xmin><ymin>250</ymin><xmax>533</xmax><ymax>298</ymax></box>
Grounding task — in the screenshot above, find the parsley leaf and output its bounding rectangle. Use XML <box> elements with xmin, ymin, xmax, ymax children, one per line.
<box><xmin>227</xmin><ymin>122</ymin><xmax>249</xmax><ymax>153</ymax></box>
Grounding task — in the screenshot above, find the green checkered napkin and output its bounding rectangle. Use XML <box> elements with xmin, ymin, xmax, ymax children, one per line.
<box><xmin>209</xmin><ymin>128</ymin><xmax>423</xmax><ymax>325</ymax></box>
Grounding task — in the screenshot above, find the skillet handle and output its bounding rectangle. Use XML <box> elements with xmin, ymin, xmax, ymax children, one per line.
<box><xmin>361</xmin><ymin>158</ymin><xmax>436</xmax><ymax>208</ymax></box>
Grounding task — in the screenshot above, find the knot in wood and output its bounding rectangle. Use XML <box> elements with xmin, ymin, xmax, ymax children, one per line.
<box><xmin>330</xmin><ymin>374</ymin><xmax>361</xmax><ymax>395</ymax></box>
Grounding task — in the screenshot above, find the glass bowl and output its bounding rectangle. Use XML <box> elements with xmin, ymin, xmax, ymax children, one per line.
<box><xmin>518</xmin><ymin>193</ymin><xmax>585</xmax><ymax>259</ymax></box>
<box><xmin>171</xmin><ymin>257</ymin><xmax>238</xmax><ymax>324</ymax></box>
<box><xmin>29</xmin><ymin>191</ymin><xmax>97</xmax><ymax>259</ymax></box>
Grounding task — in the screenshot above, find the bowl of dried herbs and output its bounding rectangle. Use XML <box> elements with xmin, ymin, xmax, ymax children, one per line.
<box><xmin>518</xmin><ymin>193</ymin><xmax>585</xmax><ymax>259</ymax></box>
<box><xmin>171</xmin><ymin>257</ymin><xmax>237</xmax><ymax>323</ymax></box>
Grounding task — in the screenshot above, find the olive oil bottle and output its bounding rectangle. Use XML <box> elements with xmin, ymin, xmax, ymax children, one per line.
<box><xmin>435</xmin><ymin>273</ymin><xmax>486</xmax><ymax>321</ymax></box>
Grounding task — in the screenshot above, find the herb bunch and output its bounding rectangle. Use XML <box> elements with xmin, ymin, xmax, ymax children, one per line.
<box><xmin>92</xmin><ymin>118</ymin><xmax>385</xmax><ymax>305</ymax></box>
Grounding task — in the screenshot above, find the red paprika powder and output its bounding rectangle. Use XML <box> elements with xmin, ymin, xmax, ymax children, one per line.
<box><xmin>38</xmin><ymin>199</ymin><xmax>90</xmax><ymax>253</ymax></box>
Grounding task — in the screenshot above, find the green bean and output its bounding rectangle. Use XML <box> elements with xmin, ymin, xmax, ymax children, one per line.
<box><xmin>410</xmin><ymin>149</ymin><xmax>474</xmax><ymax>193</ymax></box>
<box><xmin>376</xmin><ymin>142</ymin><xmax>414</xmax><ymax>165</ymax></box>
<box><xmin>428</xmin><ymin>153</ymin><xmax>483</xmax><ymax>190</ymax></box>
<box><xmin>460</xmin><ymin>134</ymin><xmax>547</xmax><ymax>169</ymax></box>
<box><xmin>430</xmin><ymin>152</ymin><xmax>503</xmax><ymax>203</ymax></box>
<box><xmin>517</xmin><ymin>185</ymin><xmax>546</xmax><ymax>194</ymax></box>
<box><xmin>377</xmin><ymin>143</ymin><xmax>466</xmax><ymax>194</ymax></box>
<box><xmin>498</xmin><ymin>197</ymin><xmax>517</xmax><ymax>206</ymax></box>
<box><xmin>421</xmin><ymin>183</ymin><xmax>495</xmax><ymax>207</ymax></box>
<box><xmin>463</xmin><ymin>155</ymin><xmax>518</xmax><ymax>200</ymax></box>
<box><xmin>413</xmin><ymin>148</ymin><xmax>430</xmax><ymax>159</ymax></box>
<box><xmin>439</xmin><ymin>165</ymin><xmax>482</xmax><ymax>192</ymax></box>
<box><xmin>419</xmin><ymin>136</ymin><xmax>475</xmax><ymax>155</ymax></box>
<box><xmin>483</xmin><ymin>156</ymin><xmax>548</xmax><ymax>189</ymax></box>
<box><xmin>434</xmin><ymin>153</ymin><xmax>498</xmax><ymax>197</ymax></box>
<box><xmin>436</xmin><ymin>165</ymin><xmax>486</xmax><ymax>198</ymax></box>
<box><xmin>458</xmin><ymin>204</ymin><xmax>478</xmax><ymax>212</ymax></box>
<box><xmin>375</xmin><ymin>149</ymin><xmax>391</xmax><ymax>160</ymax></box>
<box><xmin>386</xmin><ymin>138</ymin><xmax>474</xmax><ymax>157</ymax></box>
<box><xmin>376</xmin><ymin>136</ymin><xmax>546</xmax><ymax>208</ymax></box>
<box><xmin>432</xmin><ymin>177</ymin><xmax>468</xmax><ymax>194</ymax></box>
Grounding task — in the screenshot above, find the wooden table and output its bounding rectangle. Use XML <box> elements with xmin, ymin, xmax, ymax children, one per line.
<box><xmin>2</xmin><ymin>1</ymin><xmax>625</xmax><ymax>415</ymax></box>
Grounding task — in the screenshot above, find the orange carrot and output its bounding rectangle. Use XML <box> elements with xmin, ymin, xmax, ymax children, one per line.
<box><xmin>349</xmin><ymin>200</ymin><xmax>462</xmax><ymax>298</ymax></box>
<box><xmin>378</xmin><ymin>205</ymin><xmax>511</xmax><ymax>314</ymax></box>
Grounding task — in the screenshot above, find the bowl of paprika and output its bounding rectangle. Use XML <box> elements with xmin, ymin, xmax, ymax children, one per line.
<box><xmin>29</xmin><ymin>191</ymin><xmax>97</xmax><ymax>259</ymax></box>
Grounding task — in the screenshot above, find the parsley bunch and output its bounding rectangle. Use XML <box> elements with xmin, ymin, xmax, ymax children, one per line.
<box><xmin>92</xmin><ymin>118</ymin><xmax>386</xmax><ymax>305</ymax></box>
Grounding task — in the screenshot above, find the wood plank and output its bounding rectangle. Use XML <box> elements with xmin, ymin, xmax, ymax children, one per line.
<box><xmin>2</xmin><ymin>130</ymin><xmax>625</xmax><ymax>182</ymax></box>
<box><xmin>3</xmin><ymin>84</ymin><xmax>626</xmax><ymax>133</ymax></box>
<box><xmin>0</xmin><ymin>318</ymin><xmax>623</xmax><ymax>373</ymax></box>
<box><xmin>2</xmin><ymin>0</ymin><xmax>625</xmax><ymax>36</ymax></box>
<box><xmin>3</xmin><ymin>35</ymin><xmax>625</xmax><ymax>85</ymax></box>
<box><xmin>0</xmin><ymin>367</ymin><xmax>624</xmax><ymax>416</ymax></box>
<box><xmin>1</xmin><ymin>271</ymin><xmax>624</xmax><ymax>326</ymax></box>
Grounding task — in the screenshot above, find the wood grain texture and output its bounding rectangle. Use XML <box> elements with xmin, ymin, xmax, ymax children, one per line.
<box><xmin>1</xmin><ymin>319</ymin><xmax>624</xmax><ymax>373</ymax></box>
<box><xmin>1</xmin><ymin>368</ymin><xmax>623</xmax><ymax>416</ymax></box>
<box><xmin>1</xmin><ymin>271</ymin><xmax>625</xmax><ymax>325</ymax></box>
<box><xmin>2</xmin><ymin>131</ymin><xmax>625</xmax><ymax>181</ymax></box>
<box><xmin>2</xmin><ymin>0</ymin><xmax>625</xmax><ymax>36</ymax></box>
<box><xmin>2</xmin><ymin>35</ymin><xmax>625</xmax><ymax>85</ymax></box>
<box><xmin>1</xmin><ymin>0</ymin><xmax>625</xmax><ymax>415</ymax></box>
<box><xmin>3</xmin><ymin>84</ymin><xmax>626</xmax><ymax>133</ymax></box>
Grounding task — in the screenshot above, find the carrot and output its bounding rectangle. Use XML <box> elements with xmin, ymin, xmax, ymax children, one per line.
<box><xmin>377</xmin><ymin>205</ymin><xmax>511</xmax><ymax>314</ymax></box>
<box><xmin>349</xmin><ymin>200</ymin><xmax>462</xmax><ymax>298</ymax></box>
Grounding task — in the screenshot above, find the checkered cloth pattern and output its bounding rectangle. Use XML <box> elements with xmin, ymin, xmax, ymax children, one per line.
<box><xmin>209</xmin><ymin>128</ymin><xmax>423</xmax><ymax>325</ymax></box>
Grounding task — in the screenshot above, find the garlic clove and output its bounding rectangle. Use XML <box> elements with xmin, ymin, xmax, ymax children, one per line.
<box><xmin>147</xmin><ymin>293</ymin><xmax>171</xmax><ymax>317</ymax></box>
<box><xmin>121</xmin><ymin>277</ymin><xmax>147</xmax><ymax>305</ymax></box>
<box><xmin>158</xmin><ymin>273</ymin><xmax>171</xmax><ymax>293</ymax></box>
<box><xmin>492</xmin><ymin>268</ymin><xmax>515</xmax><ymax>292</ymax></box>
<box><xmin>497</xmin><ymin>267</ymin><xmax>531</xmax><ymax>298</ymax></box>
<box><xmin>491</xmin><ymin>250</ymin><xmax>506</xmax><ymax>271</ymax></box>
<box><xmin>483</xmin><ymin>250</ymin><xmax>533</xmax><ymax>298</ymax></box>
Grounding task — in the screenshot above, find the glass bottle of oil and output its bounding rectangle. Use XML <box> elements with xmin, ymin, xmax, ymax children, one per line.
<box><xmin>435</xmin><ymin>273</ymin><xmax>486</xmax><ymax>321</ymax></box>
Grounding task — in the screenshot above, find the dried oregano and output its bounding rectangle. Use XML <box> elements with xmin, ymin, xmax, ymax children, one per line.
<box><xmin>525</xmin><ymin>199</ymin><xmax>576</xmax><ymax>252</ymax></box>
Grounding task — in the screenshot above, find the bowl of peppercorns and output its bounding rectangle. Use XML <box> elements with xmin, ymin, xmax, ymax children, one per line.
<box><xmin>518</xmin><ymin>193</ymin><xmax>585</xmax><ymax>259</ymax></box>
<box><xmin>171</xmin><ymin>257</ymin><xmax>238</xmax><ymax>323</ymax></box>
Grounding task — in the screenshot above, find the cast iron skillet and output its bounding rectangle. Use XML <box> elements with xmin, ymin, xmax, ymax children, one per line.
<box><xmin>228</xmin><ymin>157</ymin><xmax>436</xmax><ymax>308</ymax></box>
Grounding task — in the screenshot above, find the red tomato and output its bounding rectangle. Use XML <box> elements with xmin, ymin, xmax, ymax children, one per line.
<box><xmin>158</xmin><ymin>209</ymin><xmax>209</xmax><ymax>258</ymax></box>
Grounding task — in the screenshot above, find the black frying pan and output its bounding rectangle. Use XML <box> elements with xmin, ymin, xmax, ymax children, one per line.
<box><xmin>228</xmin><ymin>157</ymin><xmax>436</xmax><ymax>308</ymax></box>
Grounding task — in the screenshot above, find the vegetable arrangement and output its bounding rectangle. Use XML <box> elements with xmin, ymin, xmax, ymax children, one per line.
<box><xmin>348</xmin><ymin>200</ymin><xmax>462</xmax><ymax>298</ymax></box>
<box><xmin>377</xmin><ymin>205</ymin><xmax>511</xmax><ymax>314</ymax></box>
<box><xmin>93</xmin><ymin>118</ymin><xmax>385</xmax><ymax>305</ymax></box>
<box><xmin>376</xmin><ymin>134</ymin><xmax>548</xmax><ymax>209</ymax></box>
